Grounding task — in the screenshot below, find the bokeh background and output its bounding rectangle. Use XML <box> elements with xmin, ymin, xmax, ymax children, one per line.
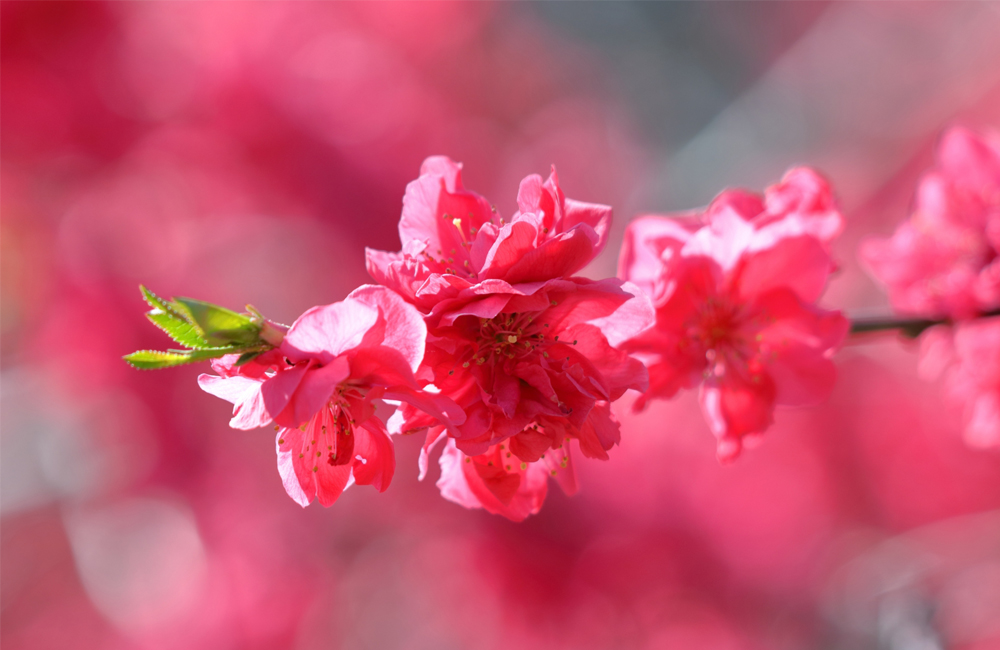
<box><xmin>3</xmin><ymin>3</ymin><xmax>1000</xmax><ymax>649</ymax></box>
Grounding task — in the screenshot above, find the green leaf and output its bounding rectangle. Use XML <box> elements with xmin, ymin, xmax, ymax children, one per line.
<box><xmin>140</xmin><ymin>286</ymin><xmax>191</xmax><ymax>322</ymax></box>
<box><xmin>145</xmin><ymin>310</ymin><xmax>211</xmax><ymax>348</ymax></box>
<box><xmin>173</xmin><ymin>297</ymin><xmax>261</xmax><ymax>346</ymax></box>
<box><xmin>124</xmin><ymin>350</ymin><xmax>203</xmax><ymax>370</ymax></box>
<box><xmin>123</xmin><ymin>345</ymin><xmax>262</xmax><ymax>370</ymax></box>
<box><xmin>139</xmin><ymin>286</ymin><xmax>212</xmax><ymax>348</ymax></box>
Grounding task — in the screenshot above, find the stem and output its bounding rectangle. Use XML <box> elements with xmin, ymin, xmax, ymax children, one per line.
<box><xmin>849</xmin><ymin>308</ymin><xmax>1000</xmax><ymax>338</ymax></box>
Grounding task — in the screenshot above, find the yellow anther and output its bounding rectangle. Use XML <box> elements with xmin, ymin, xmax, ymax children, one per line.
<box><xmin>507</xmin><ymin>335</ymin><xmax>518</xmax><ymax>343</ymax></box>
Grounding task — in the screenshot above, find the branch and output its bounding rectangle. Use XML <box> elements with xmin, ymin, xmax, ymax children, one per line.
<box><xmin>849</xmin><ymin>308</ymin><xmax>1000</xmax><ymax>338</ymax></box>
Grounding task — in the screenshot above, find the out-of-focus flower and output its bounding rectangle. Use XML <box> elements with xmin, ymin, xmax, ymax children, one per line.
<box><xmin>861</xmin><ymin>126</ymin><xmax>1000</xmax><ymax>319</ymax></box>
<box><xmin>709</xmin><ymin>167</ymin><xmax>844</xmax><ymax>245</ymax></box>
<box><xmin>619</xmin><ymin>171</ymin><xmax>849</xmax><ymax>461</ymax></box>
<box><xmin>368</xmin><ymin>157</ymin><xmax>653</xmax><ymax>520</ymax></box>
<box><xmin>199</xmin><ymin>285</ymin><xmax>460</xmax><ymax>507</ymax></box>
<box><xmin>924</xmin><ymin>317</ymin><xmax>1000</xmax><ymax>448</ymax></box>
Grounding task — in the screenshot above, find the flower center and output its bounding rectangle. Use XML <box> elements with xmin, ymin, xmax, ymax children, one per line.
<box><xmin>467</xmin><ymin>312</ymin><xmax>548</xmax><ymax>366</ymax></box>
<box><xmin>696</xmin><ymin>297</ymin><xmax>742</xmax><ymax>351</ymax></box>
<box><xmin>279</xmin><ymin>395</ymin><xmax>357</xmax><ymax>473</ymax></box>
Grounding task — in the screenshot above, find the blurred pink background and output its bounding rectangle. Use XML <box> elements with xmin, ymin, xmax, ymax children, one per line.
<box><xmin>3</xmin><ymin>3</ymin><xmax>1000</xmax><ymax>649</ymax></box>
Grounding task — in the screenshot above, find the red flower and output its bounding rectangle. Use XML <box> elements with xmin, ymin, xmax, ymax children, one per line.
<box><xmin>199</xmin><ymin>285</ymin><xmax>462</xmax><ymax>507</ymax></box>
<box><xmin>861</xmin><ymin>127</ymin><xmax>1000</xmax><ymax>319</ymax></box>
<box><xmin>368</xmin><ymin>157</ymin><xmax>653</xmax><ymax>519</ymax></box>
<box><xmin>619</xmin><ymin>172</ymin><xmax>848</xmax><ymax>461</ymax></box>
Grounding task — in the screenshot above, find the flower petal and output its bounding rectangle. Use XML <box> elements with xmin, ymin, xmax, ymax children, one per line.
<box><xmin>283</xmin><ymin>300</ymin><xmax>379</xmax><ymax>364</ymax></box>
<box><xmin>197</xmin><ymin>374</ymin><xmax>270</xmax><ymax>430</ymax></box>
<box><xmin>351</xmin><ymin>418</ymin><xmax>395</xmax><ymax>492</ymax></box>
<box><xmin>737</xmin><ymin>235</ymin><xmax>833</xmax><ymax>304</ymax></box>
<box><xmin>348</xmin><ymin>284</ymin><xmax>427</xmax><ymax>372</ymax></box>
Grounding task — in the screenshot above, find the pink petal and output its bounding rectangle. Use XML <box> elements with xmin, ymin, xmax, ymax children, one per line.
<box><xmin>285</xmin><ymin>358</ymin><xmax>350</xmax><ymax>426</ymax></box>
<box><xmin>700</xmin><ymin>370</ymin><xmax>776</xmax><ymax>444</ymax></box>
<box><xmin>683</xmin><ymin>206</ymin><xmax>755</xmax><ymax>271</ymax></box>
<box><xmin>197</xmin><ymin>374</ymin><xmax>271</xmax><ymax>430</ymax></box>
<box><xmin>364</xmin><ymin>248</ymin><xmax>424</xmax><ymax>303</ymax></box>
<box><xmin>480</xmin><ymin>218</ymin><xmax>538</xmax><ymax>279</ymax></box>
<box><xmin>633</xmin><ymin>351</ymin><xmax>703</xmax><ymax>409</ymax></box>
<box><xmin>515</xmin><ymin>172</ymin><xmax>554</xmax><ymax>224</ymax></box>
<box><xmin>314</xmin><ymin>462</ymin><xmax>353</xmax><ymax>507</ymax></box>
<box><xmin>544</xmin><ymin>278</ymin><xmax>634</xmax><ymax>335</ymax></box>
<box><xmin>562</xmin><ymin>198</ymin><xmax>611</xmax><ymax>254</ymax></box>
<box><xmin>508</xmin><ymin>428</ymin><xmax>552</xmax><ymax>462</ymax></box>
<box><xmin>261</xmin><ymin>363</ymin><xmax>310</xmax><ymax>428</ymax></box>
<box><xmin>541</xmin><ymin>443</ymin><xmax>578</xmax><ymax>496</ymax></box>
<box><xmin>561</xmin><ymin>323</ymin><xmax>649</xmax><ymax>398</ymax></box>
<box><xmin>418</xmin><ymin>428</ymin><xmax>446</xmax><ymax>481</ymax></box>
<box><xmin>576</xmin><ymin>401</ymin><xmax>620</xmax><ymax>460</ymax></box>
<box><xmin>752</xmin><ymin>289</ymin><xmax>848</xmax><ymax>406</ymax></box>
<box><xmin>436</xmin><ymin>439</ymin><xmax>484</xmax><ymax>510</ymax></box>
<box><xmin>275</xmin><ymin>427</ymin><xmax>311</xmax><ymax>508</ymax></box>
<box><xmin>438</xmin><ymin>293</ymin><xmax>512</xmax><ymax>326</ymax></box>
<box><xmin>964</xmin><ymin>392</ymin><xmax>1000</xmax><ymax>448</ymax></box>
<box><xmin>736</xmin><ymin>235</ymin><xmax>834</xmax><ymax>304</ymax></box>
<box><xmin>501</xmin><ymin>230</ymin><xmax>596</xmax><ymax>284</ymax></box>
<box><xmin>283</xmin><ymin>300</ymin><xmax>379</xmax><ymax>364</ymax></box>
<box><xmin>351</xmin><ymin>419</ymin><xmax>395</xmax><ymax>492</ymax></box>
<box><xmin>383</xmin><ymin>386</ymin><xmax>466</xmax><ymax>438</ymax></box>
<box><xmin>707</xmin><ymin>189</ymin><xmax>764</xmax><ymax>221</ymax></box>
<box><xmin>762</xmin><ymin>167</ymin><xmax>843</xmax><ymax>243</ymax></box>
<box><xmin>348</xmin><ymin>284</ymin><xmax>427</xmax><ymax>372</ymax></box>
<box><xmin>348</xmin><ymin>346</ymin><xmax>419</xmax><ymax>390</ymax></box>
<box><xmin>937</xmin><ymin>126</ymin><xmax>1000</xmax><ymax>186</ymax></box>
<box><xmin>491</xmin><ymin>370</ymin><xmax>521</xmax><ymax>418</ymax></box>
<box><xmin>618</xmin><ymin>215</ymin><xmax>695</xmax><ymax>298</ymax></box>
<box><xmin>586</xmin><ymin>280</ymin><xmax>656</xmax><ymax>347</ymax></box>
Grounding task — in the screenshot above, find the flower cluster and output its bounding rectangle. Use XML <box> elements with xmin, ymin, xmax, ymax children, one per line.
<box><xmin>863</xmin><ymin>127</ymin><xmax>1000</xmax><ymax>448</ymax></box>
<box><xmin>193</xmin><ymin>157</ymin><xmax>654</xmax><ymax>520</ymax></box>
<box><xmin>862</xmin><ymin>127</ymin><xmax>1000</xmax><ymax>319</ymax></box>
<box><xmin>367</xmin><ymin>157</ymin><xmax>653</xmax><ymax>520</ymax></box>
<box><xmin>170</xmin><ymin>129</ymin><xmax>1000</xmax><ymax>519</ymax></box>
<box><xmin>618</xmin><ymin>169</ymin><xmax>849</xmax><ymax>460</ymax></box>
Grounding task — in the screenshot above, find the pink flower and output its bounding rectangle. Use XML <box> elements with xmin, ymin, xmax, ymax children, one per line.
<box><xmin>947</xmin><ymin>318</ymin><xmax>1000</xmax><ymax>448</ymax></box>
<box><xmin>367</xmin><ymin>157</ymin><xmax>653</xmax><ymax>519</ymax></box>
<box><xmin>366</xmin><ymin>156</ymin><xmax>611</xmax><ymax>310</ymax></box>
<box><xmin>199</xmin><ymin>285</ymin><xmax>461</xmax><ymax>507</ymax></box>
<box><xmin>409</xmin><ymin>278</ymin><xmax>651</xmax><ymax>520</ymax></box>
<box><xmin>921</xmin><ymin>318</ymin><xmax>1000</xmax><ymax>449</ymax></box>
<box><xmin>619</xmin><ymin>174</ymin><xmax>849</xmax><ymax>461</ymax></box>
<box><xmin>861</xmin><ymin>126</ymin><xmax>1000</xmax><ymax>319</ymax></box>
